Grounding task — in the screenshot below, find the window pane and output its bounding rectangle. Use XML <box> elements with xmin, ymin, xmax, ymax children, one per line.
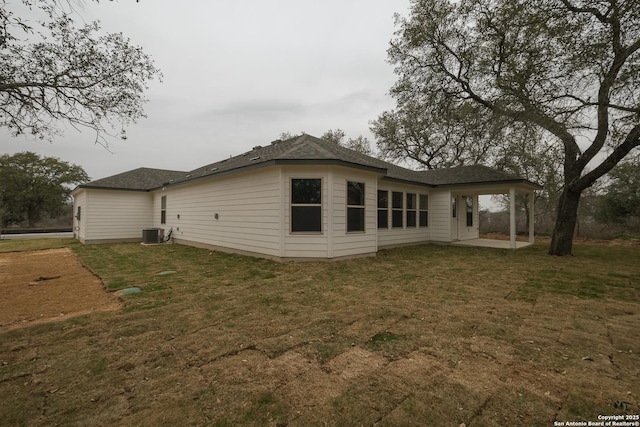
<box><xmin>407</xmin><ymin>193</ymin><xmax>416</xmax><ymax>210</ymax></box>
<box><xmin>392</xmin><ymin>210</ymin><xmax>403</xmax><ymax>228</ymax></box>
<box><xmin>291</xmin><ymin>206</ymin><xmax>321</xmax><ymax>232</ymax></box>
<box><xmin>420</xmin><ymin>211</ymin><xmax>428</xmax><ymax>227</ymax></box>
<box><xmin>378</xmin><ymin>210</ymin><xmax>388</xmax><ymax>229</ymax></box>
<box><xmin>392</xmin><ymin>192</ymin><xmax>403</xmax><ymax>209</ymax></box>
<box><xmin>292</xmin><ymin>179</ymin><xmax>321</xmax><ymax>204</ymax></box>
<box><xmin>420</xmin><ymin>195</ymin><xmax>427</xmax><ymax>210</ymax></box>
<box><xmin>160</xmin><ymin>196</ymin><xmax>167</xmax><ymax>224</ymax></box>
<box><xmin>347</xmin><ymin>182</ymin><xmax>365</xmax><ymax>206</ymax></box>
<box><xmin>377</xmin><ymin>190</ymin><xmax>388</xmax><ymax>208</ymax></box>
<box><xmin>407</xmin><ymin>211</ymin><xmax>417</xmax><ymax>227</ymax></box>
<box><xmin>347</xmin><ymin>207</ymin><xmax>365</xmax><ymax>232</ymax></box>
<box><xmin>465</xmin><ymin>196</ymin><xmax>473</xmax><ymax>227</ymax></box>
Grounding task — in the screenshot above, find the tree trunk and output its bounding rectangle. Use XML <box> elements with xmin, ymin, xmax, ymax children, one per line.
<box><xmin>549</xmin><ymin>188</ymin><xmax>582</xmax><ymax>256</ymax></box>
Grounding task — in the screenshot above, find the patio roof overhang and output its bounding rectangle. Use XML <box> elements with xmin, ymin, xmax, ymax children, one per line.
<box><xmin>440</xmin><ymin>181</ymin><xmax>542</xmax><ymax>196</ymax></box>
<box><xmin>448</xmin><ymin>182</ymin><xmax>540</xmax><ymax>250</ymax></box>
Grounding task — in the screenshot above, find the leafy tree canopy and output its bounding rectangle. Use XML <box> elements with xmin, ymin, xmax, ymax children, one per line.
<box><xmin>596</xmin><ymin>159</ymin><xmax>640</xmax><ymax>223</ymax></box>
<box><xmin>377</xmin><ymin>0</ymin><xmax>640</xmax><ymax>255</ymax></box>
<box><xmin>0</xmin><ymin>0</ymin><xmax>160</xmax><ymax>145</ymax></box>
<box><xmin>0</xmin><ymin>152</ymin><xmax>89</xmax><ymax>227</ymax></box>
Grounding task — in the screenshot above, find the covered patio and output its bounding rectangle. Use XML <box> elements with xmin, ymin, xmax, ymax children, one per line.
<box><xmin>450</xmin><ymin>181</ymin><xmax>542</xmax><ymax>250</ymax></box>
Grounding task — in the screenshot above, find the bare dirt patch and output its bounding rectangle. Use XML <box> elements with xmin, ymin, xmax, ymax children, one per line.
<box><xmin>0</xmin><ymin>248</ymin><xmax>122</xmax><ymax>330</ymax></box>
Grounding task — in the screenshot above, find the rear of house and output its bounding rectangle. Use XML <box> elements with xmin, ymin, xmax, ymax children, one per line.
<box><xmin>72</xmin><ymin>135</ymin><xmax>540</xmax><ymax>259</ymax></box>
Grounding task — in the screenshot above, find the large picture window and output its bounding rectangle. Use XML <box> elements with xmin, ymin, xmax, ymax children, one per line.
<box><xmin>392</xmin><ymin>191</ymin><xmax>403</xmax><ymax>228</ymax></box>
<box><xmin>347</xmin><ymin>181</ymin><xmax>365</xmax><ymax>232</ymax></box>
<box><xmin>377</xmin><ymin>190</ymin><xmax>388</xmax><ymax>229</ymax></box>
<box><xmin>291</xmin><ymin>179</ymin><xmax>322</xmax><ymax>232</ymax></box>
<box><xmin>406</xmin><ymin>193</ymin><xmax>417</xmax><ymax>227</ymax></box>
<box><xmin>419</xmin><ymin>194</ymin><xmax>428</xmax><ymax>227</ymax></box>
<box><xmin>160</xmin><ymin>195</ymin><xmax>167</xmax><ymax>224</ymax></box>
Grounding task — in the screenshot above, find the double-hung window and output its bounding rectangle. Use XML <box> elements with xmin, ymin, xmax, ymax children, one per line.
<box><xmin>392</xmin><ymin>191</ymin><xmax>403</xmax><ymax>228</ymax></box>
<box><xmin>160</xmin><ymin>196</ymin><xmax>167</xmax><ymax>225</ymax></box>
<box><xmin>406</xmin><ymin>193</ymin><xmax>417</xmax><ymax>227</ymax></box>
<box><xmin>291</xmin><ymin>179</ymin><xmax>322</xmax><ymax>232</ymax></box>
<box><xmin>377</xmin><ymin>190</ymin><xmax>388</xmax><ymax>229</ymax></box>
<box><xmin>419</xmin><ymin>195</ymin><xmax>428</xmax><ymax>227</ymax></box>
<box><xmin>346</xmin><ymin>181</ymin><xmax>365</xmax><ymax>232</ymax></box>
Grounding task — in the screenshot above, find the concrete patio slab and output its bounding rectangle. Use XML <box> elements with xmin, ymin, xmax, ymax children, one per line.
<box><xmin>451</xmin><ymin>238</ymin><xmax>533</xmax><ymax>249</ymax></box>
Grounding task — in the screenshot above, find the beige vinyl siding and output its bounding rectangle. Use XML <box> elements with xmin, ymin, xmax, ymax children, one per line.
<box><xmin>281</xmin><ymin>166</ymin><xmax>379</xmax><ymax>259</ymax></box>
<box><xmin>155</xmin><ymin>167</ymin><xmax>281</xmax><ymax>257</ymax></box>
<box><xmin>282</xmin><ymin>166</ymin><xmax>329</xmax><ymax>258</ymax></box>
<box><xmin>84</xmin><ymin>189</ymin><xmax>153</xmax><ymax>241</ymax></box>
<box><xmin>73</xmin><ymin>189</ymin><xmax>87</xmax><ymax>242</ymax></box>
<box><xmin>330</xmin><ymin>167</ymin><xmax>378</xmax><ymax>258</ymax></box>
<box><xmin>429</xmin><ymin>190</ymin><xmax>451</xmax><ymax>242</ymax></box>
<box><xmin>377</xmin><ymin>182</ymin><xmax>431</xmax><ymax>248</ymax></box>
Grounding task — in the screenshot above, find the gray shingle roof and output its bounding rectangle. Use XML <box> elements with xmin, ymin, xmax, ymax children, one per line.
<box><xmin>417</xmin><ymin>164</ymin><xmax>540</xmax><ymax>187</ymax></box>
<box><xmin>169</xmin><ymin>134</ymin><xmax>427</xmax><ymax>186</ymax></box>
<box><xmin>80</xmin><ymin>167</ymin><xmax>187</xmax><ymax>191</ymax></box>
<box><xmin>79</xmin><ymin>135</ymin><xmax>541</xmax><ymax>191</ymax></box>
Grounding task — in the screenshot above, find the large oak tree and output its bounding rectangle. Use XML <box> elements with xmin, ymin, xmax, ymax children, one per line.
<box><xmin>0</xmin><ymin>0</ymin><xmax>160</xmax><ymax>145</ymax></box>
<box><xmin>0</xmin><ymin>152</ymin><xmax>88</xmax><ymax>227</ymax></box>
<box><xmin>378</xmin><ymin>0</ymin><xmax>640</xmax><ymax>255</ymax></box>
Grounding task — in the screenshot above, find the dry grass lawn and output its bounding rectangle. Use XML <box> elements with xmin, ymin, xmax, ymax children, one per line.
<box><xmin>0</xmin><ymin>239</ymin><xmax>639</xmax><ymax>426</ymax></box>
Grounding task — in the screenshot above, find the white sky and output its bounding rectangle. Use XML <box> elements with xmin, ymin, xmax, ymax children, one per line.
<box><xmin>0</xmin><ymin>0</ymin><xmax>406</xmax><ymax>181</ymax></box>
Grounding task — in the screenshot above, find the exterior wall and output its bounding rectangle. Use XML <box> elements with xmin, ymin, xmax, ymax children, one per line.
<box><xmin>429</xmin><ymin>190</ymin><xmax>451</xmax><ymax>242</ymax></box>
<box><xmin>74</xmin><ymin>159</ymin><xmax>533</xmax><ymax>256</ymax></box>
<box><xmin>377</xmin><ymin>181</ymin><xmax>431</xmax><ymax>248</ymax></box>
<box><xmin>327</xmin><ymin>167</ymin><xmax>378</xmax><ymax>258</ymax></box>
<box><xmin>153</xmin><ymin>167</ymin><xmax>282</xmax><ymax>258</ymax></box>
<box><xmin>82</xmin><ymin>189</ymin><xmax>153</xmax><ymax>243</ymax></box>
<box><xmin>281</xmin><ymin>165</ymin><xmax>379</xmax><ymax>259</ymax></box>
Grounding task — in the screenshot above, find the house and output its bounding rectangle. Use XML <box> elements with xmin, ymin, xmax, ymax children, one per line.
<box><xmin>71</xmin><ymin>134</ymin><xmax>541</xmax><ymax>260</ymax></box>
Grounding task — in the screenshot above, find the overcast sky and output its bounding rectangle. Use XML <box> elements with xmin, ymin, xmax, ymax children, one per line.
<box><xmin>0</xmin><ymin>0</ymin><xmax>407</xmax><ymax>181</ymax></box>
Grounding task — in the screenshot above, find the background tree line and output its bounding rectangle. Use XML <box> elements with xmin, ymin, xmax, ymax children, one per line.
<box><xmin>0</xmin><ymin>152</ymin><xmax>88</xmax><ymax>229</ymax></box>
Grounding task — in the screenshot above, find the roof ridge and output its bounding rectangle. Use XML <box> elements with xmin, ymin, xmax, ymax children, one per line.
<box><xmin>306</xmin><ymin>138</ymin><xmax>339</xmax><ymax>159</ymax></box>
<box><xmin>278</xmin><ymin>137</ymin><xmax>307</xmax><ymax>158</ymax></box>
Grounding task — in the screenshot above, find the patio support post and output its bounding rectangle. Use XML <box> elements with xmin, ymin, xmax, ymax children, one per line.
<box><xmin>509</xmin><ymin>187</ymin><xmax>516</xmax><ymax>249</ymax></box>
<box><xmin>528</xmin><ymin>191</ymin><xmax>535</xmax><ymax>244</ymax></box>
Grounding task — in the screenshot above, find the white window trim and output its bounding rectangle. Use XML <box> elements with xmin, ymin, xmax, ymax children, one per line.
<box><xmin>290</xmin><ymin>177</ymin><xmax>323</xmax><ymax>234</ymax></box>
<box><xmin>391</xmin><ymin>191</ymin><xmax>404</xmax><ymax>228</ymax></box>
<box><xmin>346</xmin><ymin>181</ymin><xmax>365</xmax><ymax>233</ymax></box>
<box><xmin>406</xmin><ymin>192</ymin><xmax>417</xmax><ymax>228</ymax></box>
<box><xmin>377</xmin><ymin>189</ymin><xmax>389</xmax><ymax>230</ymax></box>
<box><xmin>419</xmin><ymin>194</ymin><xmax>428</xmax><ymax>228</ymax></box>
